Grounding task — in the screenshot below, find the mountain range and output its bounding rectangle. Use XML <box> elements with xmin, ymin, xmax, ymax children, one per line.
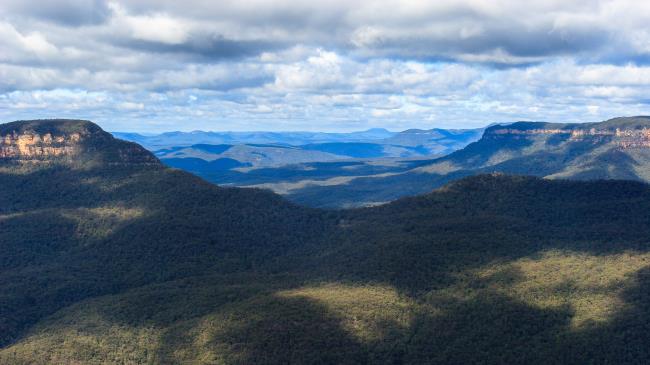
<box><xmin>112</xmin><ymin>128</ymin><xmax>396</xmax><ymax>149</ymax></box>
<box><xmin>3</xmin><ymin>119</ymin><xmax>650</xmax><ymax>364</ymax></box>
<box><xmin>201</xmin><ymin>116</ymin><xmax>650</xmax><ymax>208</ymax></box>
<box><xmin>114</xmin><ymin>127</ymin><xmax>484</xmax><ymax>168</ymax></box>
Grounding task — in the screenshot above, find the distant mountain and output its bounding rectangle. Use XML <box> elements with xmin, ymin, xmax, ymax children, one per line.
<box><xmin>4</xmin><ymin>121</ymin><xmax>650</xmax><ymax>364</ymax></box>
<box><xmin>163</xmin><ymin>157</ymin><xmax>252</xmax><ymax>172</ymax></box>
<box><xmin>230</xmin><ymin>116</ymin><xmax>650</xmax><ymax>208</ymax></box>
<box><xmin>156</xmin><ymin>143</ymin><xmax>349</xmax><ymax>168</ymax></box>
<box><xmin>114</xmin><ymin>126</ymin><xmax>483</xmax><ymax>167</ymax></box>
<box><xmin>383</xmin><ymin>127</ymin><xmax>484</xmax><ymax>155</ymax></box>
<box><xmin>422</xmin><ymin>117</ymin><xmax>650</xmax><ymax>180</ymax></box>
<box><xmin>112</xmin><ymin>128</ymin><xmax>396</xmax><ymax>150</ymax></box>
<box><xmin>156</xmin><ymin>142</ymin><xmax>447</xmax><ymax>167</ymax></box>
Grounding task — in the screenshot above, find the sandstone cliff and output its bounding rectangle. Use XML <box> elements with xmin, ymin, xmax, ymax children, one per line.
<box><xmin>484</xmin><ymin>120</ymin><xmax>650</xmax><ymax>149</ymax></box>
<box><xmin>0</xmin><ymin>119</ymin><xmax>160</xmax><ymax>165</ymax></box>
<box><xmin>0</xmin><ymin>131</ymin><xmax>81</xmax><ymax>159</ymax></box>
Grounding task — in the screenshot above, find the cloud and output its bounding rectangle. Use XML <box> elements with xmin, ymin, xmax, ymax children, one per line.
<box><xmin>84</xmin><ymin>0</ymin><xmax>649</xmax><ymax>65</ymax></box>
<box><xmin>0</xmin><ymin>22</ymin><xmax>59</xmax><ymax>62</ymax></box>
<box><xmin>110</xmin><ymin>3</ymin><xmax>189</xmax><ymax>45</ymax></box>
<box><xmin>0</xmin><ymin>0</ymin><xmax>111</xmax><ymax>26</ymax></box>
<box><xmin>0</xmin><ymin>1</ymin><xmax>649</xmax><ymax>131</ymax></box>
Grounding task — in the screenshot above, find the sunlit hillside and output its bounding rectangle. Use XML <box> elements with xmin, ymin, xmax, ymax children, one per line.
<box><xmin>3</xmin><ymin>121</ymin><xmax>650</xmax><ymax>364</ymax></box>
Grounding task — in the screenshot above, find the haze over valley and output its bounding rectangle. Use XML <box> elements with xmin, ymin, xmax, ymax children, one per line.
<box><xmin>115</xmin><ymin>116</ymin><xmax>650</xmax><ymax>208</ymax></box>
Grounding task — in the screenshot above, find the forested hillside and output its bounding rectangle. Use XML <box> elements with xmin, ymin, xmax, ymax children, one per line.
<box><xmin>284</xmin><ymin>116</ymin><xmax>650</xmax><ymax>207</ymax></box>
<box><xmin>0</xmin><ymin>120</ymin><xmax>332</xmax><ymax>352</ymax></box>
<box><xmin>3</xmin><ymin>120</ymin><xmax>650</xmax><ymax>364</ymax></box>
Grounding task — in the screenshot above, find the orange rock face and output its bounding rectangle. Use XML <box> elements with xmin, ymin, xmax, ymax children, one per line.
<box><xmin>0</xmin><ymin>132</ymin><xmax>82</xmax><ymax>159</ymax></box>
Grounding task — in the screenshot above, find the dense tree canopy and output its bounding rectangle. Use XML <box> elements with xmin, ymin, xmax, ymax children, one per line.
<box><xmin>3</xmin><ymin>120</ymin><xmax>650</xmax><ymax>364</ymax></box>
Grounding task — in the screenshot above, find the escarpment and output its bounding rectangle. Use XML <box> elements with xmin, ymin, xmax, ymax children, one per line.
<box><xmin>409</xmin><ymin>116</ymin><xmax>650</xmax><ymax>190</ymax></box>
<box><xmin>484</xmin><ymin>119</ymin><xmax>650</xmax><ymax>149</ymax></box>
<box><xmin>0</xmin><ymin>119</ymin><xmax>160</xmax><ymax>166</ymax></box>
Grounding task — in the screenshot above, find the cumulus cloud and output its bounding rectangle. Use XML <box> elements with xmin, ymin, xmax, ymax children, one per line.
<box><xmin>0</xmin><ymin>0</ymin><xmax>649</xmax><ymax>131</ymax></box>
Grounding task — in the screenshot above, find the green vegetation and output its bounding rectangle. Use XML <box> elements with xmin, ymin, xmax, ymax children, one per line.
<box><xmin>265</xmin><ymin>116</ymin><xmax>650</xmax><ymax>208</ymax></box>
<box><xmin>3</xmin><ymin>120</ymin><xmax>650</xmax><ymax>363</ymax></box>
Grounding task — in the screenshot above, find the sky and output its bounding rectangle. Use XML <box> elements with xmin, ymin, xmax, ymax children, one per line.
<box><xmin>1</xmin><ymin>1</ymin><xmax>650</xmax><ymax>132</ymax></box>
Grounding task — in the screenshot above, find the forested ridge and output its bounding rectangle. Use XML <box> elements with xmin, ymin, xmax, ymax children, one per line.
<box><xmin>3</xmin><ymin>120</ymin><xmax>650</xmax><ymax>364</ymax></box>
<box><xmin>279</xmin><ymin>116</ymin><xmax>650</xmax><ymax>208</ymax></box>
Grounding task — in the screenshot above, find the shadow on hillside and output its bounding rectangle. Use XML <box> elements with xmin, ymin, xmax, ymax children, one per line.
<box><xmin>0</xmin><ymin>165</ymin><xmax>128</xmax><ymax>346</ymax></box>
<box><xmin>284</xmin><ymin>137</ymin><xmax>649</xmax><ymax>209</ymax></box>
<box><xmin>286</xmin><ymin>170</ymin><xmax>470</xmax><ymax>208</ymax></box>
<box><xmin>402</xmin><ymin>292</ymin><xmax>573</xmax><ymax>364</ymax></box>
<box><xmin>576</xmin><ymin>265</ymin><xmax>650</xmax><ymax>362</ymax></box>
<box><xmin>197</xmin><ymin>160</ymin><xmax>401</xmax><ymax>186</ymax></box>
<box><xmin>5</xmin><ymin>235</ymin><xmax>650</xmax><ymax>363</ymax></box>
<box><xmin>570</xmin><ymin>149</ymin><xmax>641</xmax><ymax>181</ymax></box>
<box><xmin>0</xmin><ymin>163</ymin><xmax>332</xmax><ymax>348</ymax></box>
<box><xmin>155</xmin><ymin>291</ymin><xmax>370</xmax><ymax>364</ymax></box>
<box><xmin>11</xmin><ymin>266</ymin><xmax>649</xmax><ymax>364</ymax></box>
<box><xmin>5</xmin><ymin>164</ymin><xmax>650</xmax><ymax>363</ymax></box>
<box><xmin>0</xmin><ymin>211</ymin><xmax>84</xmax><ymax>346</ymax></box>
<box><xmin>545</xmin><ymin>133</ymin><xmax>572</xmax><ymax>146</ymax></box>
<box><xmin>0</xmin><ymin>166</ymin><xmax>108</xmax><ymax>212</ymax></box>
<box><xmin>318</xmin><ymin>175</ymin><xmax>650</xmax><ymax>289</ymax></box>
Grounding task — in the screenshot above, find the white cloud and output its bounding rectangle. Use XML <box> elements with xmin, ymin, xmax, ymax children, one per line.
<box><xmin>107</xmin><ymin>2</ymin><xmax>189</xmax><ymax>45</ymax></box>
<box><xmin>0</xmin><ymin>22</ymin><xmax>58</xmax><ymax>61</ymax></box>
<box><xmin>0</xmin><ymin>1</ymin><xmax>649</xmax><ymax>131</ymax></box>
<box><xmin>274</xmin><ymin>50</ymin><xmax>345</xmax><ymax>90</ymax></box>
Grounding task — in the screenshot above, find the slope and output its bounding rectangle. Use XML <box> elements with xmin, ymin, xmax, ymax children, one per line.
<box><xmin>287</xmin><ymin>116</ymin><xmax>650</xmax><ymax>207</ymax></box>
<box><xmin>0</xmin><ymin>119</ymin><xmax>331</xmax><ymax>348</ymax></box>
<box><xmin>4</xmin><ymin>119</ymin><xmax>650</xmax><ymax>364</ymax></box>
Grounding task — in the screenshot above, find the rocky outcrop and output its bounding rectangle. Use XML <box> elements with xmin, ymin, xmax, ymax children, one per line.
<box><xmin>0</xmin><ymin>132</ymin><xmax>81</xmax><ymax>159</ymax></box>
<box><xmin>612</xmin><ymin>128</ymin><xmax>650</xmax><ymax>148</ymax></box>
<box><xmin>486</xmin><ymin>126</ymin><xmax>650</xmax><ymax>149</ymax></box>
<box><xmin>489</xmin><ymin>128</ymin><xmax>571</xmax><ymax>136</ymax></box>
<box><xmin>0</xmin><ymin>119</ymin><xmax>161</xmax><ymax>166</ymax></box>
